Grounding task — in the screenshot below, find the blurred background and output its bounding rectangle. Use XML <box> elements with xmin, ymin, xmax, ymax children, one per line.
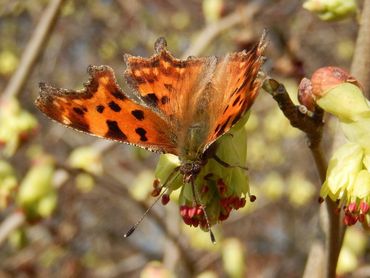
<box><xmin>0</xmin><ymin>0</ymin><xmax>366</xmax><ymax>277</ymax></box>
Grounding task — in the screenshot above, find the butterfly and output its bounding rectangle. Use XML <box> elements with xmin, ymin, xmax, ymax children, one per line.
<box><xmin>36</xmin><ymin>33</ymin><xmax>266</xmax><ymax>241</ymax></box>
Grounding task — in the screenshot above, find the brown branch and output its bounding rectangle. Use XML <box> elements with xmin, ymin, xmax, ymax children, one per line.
<box><xmin>55</xmin><ymin>163</ymin><xmax>196</xmax><ymax>275</ymax></box>
<box><xmin>0</xmin><ymin>211</ymin><xmax>26</xmax><ymax>246</ymax></box>
<box><xmin>2</xmin><ymin>0</ymin><xmax>66</xmax><ymax>100</ymax></box>
<box><xmin>263</xmin><ymin>77</ymin><xmax>342</xmax><ymax>278</ymax></box>
<box><xmin>182</xmin><ymin>1</ymin><xmax>263</xmax><ymax>58</ymax></box>
<box><xmin>351</xmin><ymin>0</ymin><xmax>370</xmax><ymax>97</ymax></box>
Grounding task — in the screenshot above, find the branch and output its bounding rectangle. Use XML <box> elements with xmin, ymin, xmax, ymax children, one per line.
<box><xmin>351</xmin><ymin>0</ymin><xmax>370</xmax><ymax>97</ymax></box>
<box><xmin>0</xmin><ymin>211</ymin><xmax>26</xmax><ymax>246</ymax></box>
<box><xmin>182</xmin><ymin>1</ymin><xmax>263</xmax><ymax>58</ymax></box>
<box><xmin>263</xmin><ymin>77</ymin><xmax>342</xmax><ymax>278</ymax></box>
<box><xmin>2</xmin><ymin>0</ymin><xmax>66</xmax><ymax>100</ymax></box>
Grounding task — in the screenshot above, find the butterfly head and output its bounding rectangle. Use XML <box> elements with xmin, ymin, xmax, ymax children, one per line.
<box><xmin>179</xmin><ymin>159</ymin><xmax>205</xmax><ymax>184</ymax></box>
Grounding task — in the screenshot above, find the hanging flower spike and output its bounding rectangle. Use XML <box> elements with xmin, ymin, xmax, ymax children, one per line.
<box><xmin>307</xmin><ymin>66</ymin><xmax>370</xmax><ymax>227</ymax></box>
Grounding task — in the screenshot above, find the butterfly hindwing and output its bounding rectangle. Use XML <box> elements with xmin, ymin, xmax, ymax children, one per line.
<box><xmin>36</xmin><ymin>65</ymin><xmax>178</xmax><ymax>154</ymax></box>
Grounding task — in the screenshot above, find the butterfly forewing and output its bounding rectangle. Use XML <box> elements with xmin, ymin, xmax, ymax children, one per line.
<box><xmin>36</xmin><ymin>65</ymin><xmax>178</xmax><ymax>154</ymax></box>
<box><xmin>204</xmin><ymin>36</ymin><xmax>266</xmax><ymax>150</ymax></box>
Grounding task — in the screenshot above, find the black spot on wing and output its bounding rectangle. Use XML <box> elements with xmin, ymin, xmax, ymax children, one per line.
<box><xmin>73</xmin><ymin>107</ymin><xmax>85</xmax><ymax>116</ymax></box>
<box><xmin>142</xmin><ymin>93</ymin><xmax>159</xmax><ymax>107</ymax></box>
<box><xmin>108</xmin><ymin>101</ymin><xmax>121</xmax><ymax>112</ymax></box>
<box><xmin>96</xmin><ymin>105</ymin><xmax>105</xmax><ymax>113</ymax></box>
<box><xmin>69</xmin><ymin>115</ymin><xmax>89</xmax><ymax>131</ymax></box>
<box><xmin>161</xmin><ymin>96</ymin><xmax>169</xmax><ymax>104</ymax></box>
<box><xmin>135</xmin><ymin>127</ymin><xmax>148</xmax><ymax>142</ymax></box>
<box><xmin>216</xmin><ymin>115</ymin><xmax>232</xmax><ymax>138</ymax></box>
<box><xmin>233</xmin><ymin>95</ymin><xmax>241</xmax><ymax>107</ymax></box>
<box><xmin>111</xmin><ymin>90</ymin><xmax>126</xmax><ymax>100</ymax></box>
<box><xmin>231</xmin><ymin>113</ymin><xmax>241</xmax><ymax>125</ymax></box>
<box><xmin>131</xmin><ymin>109</ymin><xmax>144</xmax><ymax>120</ymax></box>
<box><xmin>106</xmin><ymin>120</ymin><xmax>127</xmax><ymax>140</ymax></box>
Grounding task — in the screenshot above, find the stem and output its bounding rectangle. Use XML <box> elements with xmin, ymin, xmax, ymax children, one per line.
<box><xmin>0</xmin><ymin>211</ymin><xmax>26</xmax><ymax>246</ymax></box>
<box><xmin>263</xmin><ymin>78</ymin><xmax>344</xmax><ymax>278</ymax></box>
<box><xmin>310</xmin><ymin>145</ymin><xmax>343</xmax><ymax>278</ymax></box>
<box><xmin>351</xmin><ymin>0</ymin><xmax>370</xmax><ymax>97</ymax></box>
<box><xmin>2</xmin><ymin>0</ymin><xmax>66</xmax><ymax>100</ymax></box>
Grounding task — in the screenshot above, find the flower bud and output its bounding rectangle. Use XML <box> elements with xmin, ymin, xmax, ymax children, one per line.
<box><xmin>17</xmin><ymin>156</ymin><xmax>56</xmax><ymax>220</ymax></box>
<box><xmin>0</xmin><ymin>160</ymin><xmax>17</xmax><ymax>209</ymax></box>
<box><xmin>222</xmin><ymin>238</ymin><xmax>245</xmax><ymax>278</ymax></box>
<box><xmin>303</xmin><ymin>0</ymin><xmax>357</xmax><ymax>21</ymax></box>
<box><xmin>311</xmin><ymin>67</ymin><xmax>359</xmax><ymax>98</ymax></box>
<box><xmin>0</xmin><ymin>98</ymin><xmax>38</xmax><ymax>156</ymax></box>
<box><xmin>298</xmin><ymin>78</ymin><xmax>316</xmax><ymax>112</ymax></box>
<box><xmin>316</xmin><ymin>83</ymin><xmax>368</xmax><ymax>122</ymax></box>
<box><xmin>320</xmin><ymin>142</ymin><xmax>363</xmax><ymax>200</ymax></box>
<box><xmin>68</xmin><ymin>146</ymin><xmax>102</xmax><ymax>175</ymax></box>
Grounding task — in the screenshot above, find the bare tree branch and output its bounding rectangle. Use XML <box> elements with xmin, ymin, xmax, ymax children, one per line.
<box><xmin>351</xmin><ymin>0</ymin><xmax>370</xmax><ymax>97</ymax></box>
<box><xmin>2</xmin><ymin>0</ymin><xmax>66</xmax><ymax>100</ymax></box>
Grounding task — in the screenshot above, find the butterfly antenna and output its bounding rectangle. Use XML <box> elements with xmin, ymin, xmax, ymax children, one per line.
<box><xmin>190</xmin><ymin>179</ymin><xmax>216</xmax><ymax>244</ymax></box>
<box><xmin>124</xmin><ymin>167</ymin><xmax>180</xmax><ymax>238</ymax></box>
<box><xmin>124</xmin><ymin>187</ymin><xmax>169</xmax><ymax>237</ymax></box>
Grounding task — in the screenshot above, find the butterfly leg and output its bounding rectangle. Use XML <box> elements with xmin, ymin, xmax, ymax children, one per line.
<box><xmin>212</xmin><ymin>155</ymin><xmax>248</xmax><ymax>171</ymax></box>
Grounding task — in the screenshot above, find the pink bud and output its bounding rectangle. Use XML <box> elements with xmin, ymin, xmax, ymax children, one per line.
<box><xmin>311</xmin><ymin>67</ymin><xmax>360</xmax><ymax>98</ymax></box>
<box><xmin>298</xmin><ymin>78</ymin><xmax>315</xmax><ymax>112</ymax></box>
<box><xmin>347</xmin><ymin>202</ymin><xmax>357</xmax><ymax>213</ymax></box>
<box><xmin>180</xmin><ymin>205</ymin><xmax>188</xmax><ymax>217</ymax></box>
<box><xmin>161</xmin><ymin>194</ymin><xmax>170</xmax><ymax>205</ymax></box>
<box><xmin>360</xmin><ymin>201</ymin><xmax>369</xmax><ymax>214</ymax></box>
<box><xmin>188</xmin><ymin>207</ymin><xmax>197</xmax><ymax>218</ymax></box>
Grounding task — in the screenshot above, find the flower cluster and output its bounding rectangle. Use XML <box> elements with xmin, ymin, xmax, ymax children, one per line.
<box><xmin>0</xmin><ymin>98</ymin><xmax>38</xmax><ymax>156</ymax></box>
<box><xmin>301</xmin><ymin>67</ymin><xmax>370</xmax><ymax>227</ymax></box>
<box><xmin>154</xmin><ymin>113</ymin><xmax>252</xmax><ymax>230</ymax></box>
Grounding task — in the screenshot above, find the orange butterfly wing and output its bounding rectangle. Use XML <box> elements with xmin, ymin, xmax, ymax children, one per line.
<box><xmin>124</xmin><ymin>38</ymin><xmax>217</xmax><ymax>122</ymax></box>
<box><xmin>36</xmin><ymin>65</ymin><xmax>178</xmax><ymax>154</ymax></box>
<box><xmin>205</xmin><ymin>34</ymin><xmax>267</xmax><ymax>148</ymax></box>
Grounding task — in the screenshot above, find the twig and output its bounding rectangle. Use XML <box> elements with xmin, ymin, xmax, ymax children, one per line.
<box><xmin>262</xmin><ymin>77</ymin><xmax>342</xmax><ymax>278</ymax></box>
<box><xmin>351</xmin><ymin>0</ymin><xmax>370</xmax><ymax>97</ymax></box>
<box><xmin>0</xmin><ymin>211</ymin><xmax>25</xmax><ymax>245</ymax></box>
<box><xmin>55</xmin><ymin>162</ymin><xmax>196</xmax><ymax>275</ymax></box>
<box><xmin>2</xmin><ymin>0</ymin><xmax>66</xmax><ymax>100</ymax></box>
<box><xmin>182</xmin><ymin>1</ymin><xmax>263</xmax><ymax>58</ymax></box>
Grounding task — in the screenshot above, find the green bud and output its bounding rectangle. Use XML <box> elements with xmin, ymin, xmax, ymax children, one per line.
<box><xmin>303</xmin><ymin>0</ymin><xmax>357</xmax><ymax>21</ymax></box>
<box><xmin>0</xmin><ymin>160</ymin><xmax>17</xmax><ymax>209</ymax></box>
<box><xmin>0</xmin><ymin>98</ymin><xmax>37</xmax><ymax>156</ymax></box>
<box><xmin>17</xmin><ymin>157</ymin><xmax>56</xmax><ymax>219</ymax></box>
<box><xmin>9</xmin><ymin>228</ymin><xmax>27</xmax><ymax>250</ymax></box>
<box><xmin>320</xmin><ymin>142</ymin><xmax>363</xmax><ymax>200</ymax></box>
<box><xmin>68</xmin><ymin>146</ymin><xmax>103</xmax><ymax>175</ymax></box>
<box><xmin>222</xmin><ymin>238</ymin><xmax>245</xmax><ymax>278</ymax></box>
<box><xmin>203</xmin><ymin>0</ymin><xmax>223</xmax><ymax>23</ymax></box>
<box><xmin>75</xmin><ymin>173</ymin><xmax>95</xmax><ymax>193</ymax></box>
<box><xmin>130</xmin><ymin>170</ymin><xmax>156</xmax><ymax>201</ymax></box>
<box><xmin>316</xmin><ymin>83</ymin><xmax>369</xmax><ymax>122</ymax></box>
<box><xmin>36</xmin><ymin>193</ymin><xmax>57</xmax><ymax>218</ymax></box>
